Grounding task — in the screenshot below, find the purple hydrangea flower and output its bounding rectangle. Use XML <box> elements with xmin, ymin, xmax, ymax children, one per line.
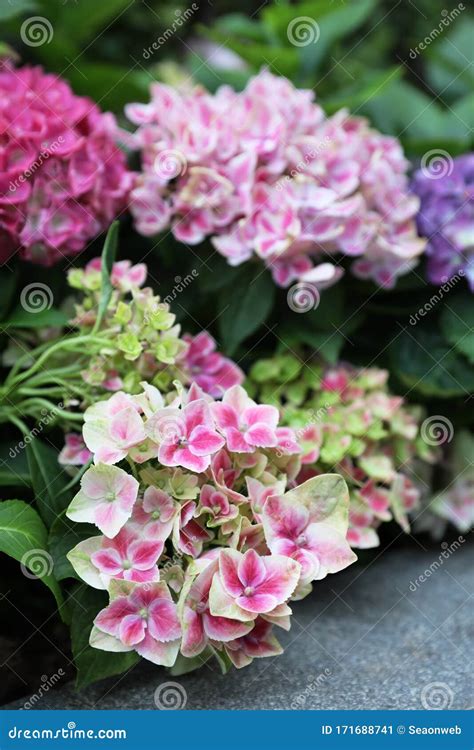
<box><xmin>412</xmin><ymin>153</ymin><xmax>474</xmax><ymax>290</ymax></box>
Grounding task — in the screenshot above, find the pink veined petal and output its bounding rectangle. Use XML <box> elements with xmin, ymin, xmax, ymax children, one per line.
<box><xmin>129</xmin><ymin>539</ymin><xmax>163</xmax><ymax>570</ymax></box>
<box><xmin>243</xmin><ymin>405</ymin><xmax>279</xmax><ymax>429</ymax></box>
<box><xmin>184</xmin><ymin>399</ymin><xmax>212</xmax><ymax>434</ymax></box>
<box><xmin>203</xmin><ymin>612</ymin><xmax>254</xmax><ymax>642</ymax></box>
<box><xmin>225</xmin><ymin>427</ymin><xmax>253</xmax><ymax>453</ymax></box>
<box><xmin>94</xmin><ymin>445</ymin><xmax>127</xmax><ymax>465</ymax></box>
<box><xmin>269</xmin><ymin>536</ymin><xmax>297</xmax><ymax>558</ymax></box>
<box><xmin>212</xmin><ymin>403</ymin><xmax>240</xmax><ymax>431</ymax></box>
<box><xmin>181</xmin><ymin>606</ymin><xmax>206</xmax><ymax>658</ymax></box>
<box><xmin>255</xmin><ymin>556</ymin><xmax>301</xmax><ymax>603</ymax></box>
<box><xmin>116</xmin><ymin>475</ymin><xmax>139</xmax><ymax>513</ymax></box>
<box><xmin>119</xmin><ymin>614</ymin><xmax>147</xmax><ymax>646</ymax></box>
<box><xmin>189</xmin><ymin>426</ymin><xmax>225</xmax><ymax>456</ymax></box>
<box><xmin>222</xmin><ymin>385</ymin><xmax>251</xmax><ymax>415</ymax></box>
<box><xmin>147</xmin><ymin>598</ymin><xmax>181</xmax><ymax>642</ymax></box>
<box><xmin>244</xmin><ymin>423</ymin><xmax>277</xmax><ymax>448</ymax></box>
<box><xmin>109</xmin><ymin>407</ymin><xmax>145</xmax><ymax>447</ymax></box>
<box><xmin>305</xmin><ymin>522</ymin><xmax>357</xmax><ymax>576</ymax></box>
<box><xmin>236</xmin><ymin>592</ymin><xmax>277</xmax><ymax>613</ymax></box>
<box><xmin>123</xmin><ymin>568</ymin><xmax>159</xmax><ymax>583</ymax></box>
<box><xmin>238</xmin><ymin>549</ymin><xmax>267</xmax><ymax>589</ymax></box>
<box><xmin>94</xmin><ymin>502</ymin><xmax>128</xmax><ymax>538</ymax></box>
<box><xmin>91</xmin><ymin>548</ymin><xmax>124</xmax><ymax>576</ymax></box>
<box><xmin>158</xmin><ymin>442</ymin><xmax>180</xmax><ymax>467</ymax></box>
<box><xmin>219</xmin><ymin>550</ymin><xmax>244</xmax><ymax>597</ymax></box>
<box><xmin>94</xmin><ymin>597</ymin><xmax>136</xmax><ymax>637</ymax></box>
<box><xmin>173</xmin><ymin>446</ymin><xmax>210</xmax><ymax>473</ymax></box>
<box><xmin>135</xmin><ymin>632</ymin><xmax>180</xmax><ymax>667</ymax></box>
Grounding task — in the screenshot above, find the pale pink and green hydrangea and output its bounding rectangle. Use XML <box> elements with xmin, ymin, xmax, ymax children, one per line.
<box><xmin>66</xmin><ymin>380</ymin><xmax>357</xmax><ymax>671</ymax></box>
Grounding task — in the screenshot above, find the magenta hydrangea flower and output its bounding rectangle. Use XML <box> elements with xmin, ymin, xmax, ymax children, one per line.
<box><xmin>147</xmin><ymin>398</ymin><xmax>225</xmax><ymax>472</ymax></box>
<box><xmin>91</xmin><ymin>582</ymin><xmax>181</xmax><ymax>666</ymax></box>
<box><xmin>411</xmin><ymin>154</ymin><xmax>474</xmax><ymax>289</ymax></box>
<box><xmin>209</xmin><ymin>548</ymin><xmax>301</xmax><ymax>619</ymax></box>
<box><xmin>58</xmin><ymin>433</ymin><xmax>92</xmax><ymax>466</ymax></box>
<box><xmin>66</xmin><ymin>463</ymin><xmax>139</xmax><ymax>538</ymax></box>
<box><xmin>127</xmin><ymin>70</ymin><xmax>424</xmax><ymax>289</ymax></box>
<box><xmin>0</xmin><ymin>61</ymin><xmax>133</xmax><ymax>265</ymax></box>
<box><xmin>180</xmin><ymin>559</ymin><xmax>253</xmax><ymax>658</ymax></box>
<box><xmin>262</xmin><ymin>479</ymin><xmax>357</xmax><ymax>584</ymax></box>
<box><xmin>180</xmin><ymin>331</ymin><xmax>244</xmax><ymax>398</ymax></box>
<box><xmin>212</xmin><ymin>385</ymin><xmax>280</xmax><ymax>452</ymax></box>
<box><xmin>65</xmin><ymin>381</ymin><xmax>357</xmax><ymax>674</ymax></box>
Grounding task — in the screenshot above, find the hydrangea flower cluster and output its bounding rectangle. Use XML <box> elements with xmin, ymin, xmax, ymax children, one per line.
<box><xmin>66</xmin><ymin>382</ymin><xmax>356</xmax><ymax>670</ymax></box>
<box><xmin>67</xmin><ymin>256</ymin><xmax>242</xmax><ymax>402</ymax></box>
<box><xmin>0</xmin><ymin>61</ymin><xmax>132</xmax><ymax>265</ymax></box>
<box><xmin>127</xmin><ymin>70</ymin><xmax>425</xmax><ymax>289</ymax></box>
<box><xmin>416</xmin><ymin>430</ymin><xmax>474</xmax><ymax>538</ymax></box>
<box><xmin>6</xmin><ymin>255</ymin><xmax>237</xmax><ymax>464</ymax></box>
<box><xmin>248</xmin><ymin>355</ymin><xmax>434</xmax><ymax>548</ymax></box>
<box><xmin>411</xmin><ymin>154</ymin><xmax>474</xmax><ymax>290</ymax></box>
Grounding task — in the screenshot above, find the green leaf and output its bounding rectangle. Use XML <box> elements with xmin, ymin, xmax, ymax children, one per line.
<box><xmin>218</xmin><ymin>268</ymin><xmax>275</xmax><ymax>355</ymax></box>
<box><xmin>390</xmin><ymin>328</ymin><xmax>474</xmax><ymax>397</ymax></box>
<box><xmin>26</xmin><ymin>439</ymin><xmax>72</xmax><ymax>527</ymax></box>
<box><xmin>71</xmin><ymin>586</ymin><xmax>140</xmax><ymax>690</ymax></box>
<box><xmin>1</xmin><ymin>307</ymin><xmax>69</xmax><ymax>330</ymax></box>
<box><xmin>48</xmin><ymin>515</ymin><xmax>98</xmax><ymax>582</ymax></box>
<box><xmin>0</xmin><ymin>0</ymin><xmax>37</xmax><ymax>20</ymax></box>
<box><xmin>0</xmin><ymin>441</ymin><xmax>30</xmax><ymax>488</ymax></box>
<box><xmin>440</xmin><ymin>293</ymin><xmax>474</xmax><ymax>364</ymax></box>
<box><xmin>95</xmin><ymin>221</ymin><xmax>119</xmax><ymax>331</ymax></box>
<box><xmin>0</xmin><ymin>267</ymin><xmax>18</xmax><ymax>320</ymax></box>
<box><xmin>0</xmin><ymin>499</ymin><xmax>64</xmax><ymax>611</ymax></box>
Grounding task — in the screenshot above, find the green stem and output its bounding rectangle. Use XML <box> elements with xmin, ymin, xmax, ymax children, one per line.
<box><xmin>6</xmin><ymin>333</ymin><xmax>111</xmax><ymax>389</ymax></box>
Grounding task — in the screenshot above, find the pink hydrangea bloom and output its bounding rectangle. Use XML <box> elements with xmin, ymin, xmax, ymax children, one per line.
<box><xmin>128</xmin><ymin>70</ymin><xmax>424</xmax><ymax>289</ymax></box>
<box><xmin>180</xmin><ymin>559</ymin><xmax>253</xmax><ymax>658</ymax></box>
<box><xmin>209</xmin><ymin>548</ymin><xmax>301</xmax><ymax>618</ymax></box>
<box><xmin>90</xmin><ymin>527</ymin><xmax>163</xmax><ymax>583</ymax></box>
<box><xmin>92</xmin><ymin>582</ymin><xmax>181</xmax><ymax>666</ymax></box>
<box><xmin>147</xmin><ymin>398</ymin><xmax>224</xmax><ymax>472</ymax></box>
<box><xmin>262</xmin><ymin>485</ymin><xmax>357</xmax><ymax>583</ymax></box>
<box><xmin>0</xmin><ymin>62</ymin><xmax>132</xmax><ymax>265</ymax></box>
<box><xmin>83</xmin><ymin>392</ymin><xmax>147</xmax><ymax>465</ymax></box>
<box><xmin>66</xmin><ymin>463</ymin><xmax>139</xmax><ymax>538</ymax></box>
<box><xmin>130</xmin><ymin>487</ymin><xmax>176</xmax><ymax>540</ymax></box>
<box><xmin>58</xmin><ymin>433</ymin><xmax>92</xmax><ymax>466</ymax></box>
<box><xmin>212</xmin><ymin>385</ymin><xmax>280</xmax><ymax>452</ymax></box>
<box><xmin>223</xmin><ymin>617</ymin><xmax>283</xmax><ymax>669</ymax></box>
<box><xmin>181</xmin><ymin>331</ymin><xmax>244</xmax><ymax>398</ymax></box>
